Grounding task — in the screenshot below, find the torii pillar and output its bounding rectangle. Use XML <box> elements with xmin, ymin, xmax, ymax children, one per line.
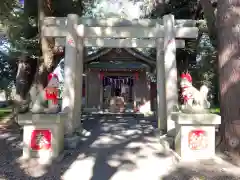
<box><xmin>62</xmin><ymin>14</ymin><xmax>84</xmax><ymax>134</ymax></box>
<box><xmin>163</xmin><ymin>15</ymin><xmax>178</xmax><ymax>136</ymax></box>
<box><xmin>156</xmin><ymin>14</ymin><xmax>178</xmax><ymax>135</ymax></box>
<box><xmin>156</xmin><ymin>14</ymin><xmax>197</xmax><ymax>136</ymax></box>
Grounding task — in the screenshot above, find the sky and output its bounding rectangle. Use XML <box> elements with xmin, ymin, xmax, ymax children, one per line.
<box><xmin>89</xmin><ymin>0</ymin><xmax>148</xmax><ymax>19</ymax></box>
<box><xmin>19</xmin><ymin>0</ymin><xmax>24</xmax><ymax>6</ymax></box>
<box><xmin>0</xmin><ymin>38</ymin><xmax>9</xmax><ymax>54</ymax></box>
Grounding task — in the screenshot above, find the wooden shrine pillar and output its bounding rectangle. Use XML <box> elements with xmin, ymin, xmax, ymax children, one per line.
<box><xmin>62</xmin><ymin>14</ymin><xmax>83</xmax><ymax>134</ymax></box>
<box><xmin>133</xmin><ymin>78</ymin><xmax>137</xmax><ymax>110</ymax></box>
<box><xmin>100</xmin><ymin>82</ymin><xmax>103</xmax><ymax>110</ymax></box>
<box><xmin>85</xmin><ymin>72</ymin><xmax>88</xmax><ymax>108</ymax></box>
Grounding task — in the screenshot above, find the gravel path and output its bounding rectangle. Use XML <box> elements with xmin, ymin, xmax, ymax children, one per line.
<box><xmin>0</xmin><ymin>116</ymin><xmax>240</xmax><ymax>180</ymax></box>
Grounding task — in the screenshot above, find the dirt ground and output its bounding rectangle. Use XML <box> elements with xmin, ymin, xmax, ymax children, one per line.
<box><xmin>0</xmin><ymin>117</ymin><xmax>240</xmax><ymax>180</ymax></box>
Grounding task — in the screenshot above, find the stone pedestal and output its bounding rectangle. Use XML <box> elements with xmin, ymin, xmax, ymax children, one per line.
<box><xmin>171</xmin><ymin>113</ymin><xmax>221</xmax><ymax>161</ymax></box>
<box><xmin>18</xmin><ymin>113</ymin><xmax>66</xmax><ymax>164</ymax></box>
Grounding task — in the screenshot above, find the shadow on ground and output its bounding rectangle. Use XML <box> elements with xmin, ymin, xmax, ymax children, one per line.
<box><xmin>0</xmin><ymin>115</ymin><xmax>167</xmax><ymax>180</ymax></box>
<box><xmin>162</xmin><ymin>165</ymin><xmax>240</xmax><ymax>180</ymax></box>
<box><xmin>0</xmin><ymin>115</ymin><xmax>240</xmax><ymax>180</ymax></box>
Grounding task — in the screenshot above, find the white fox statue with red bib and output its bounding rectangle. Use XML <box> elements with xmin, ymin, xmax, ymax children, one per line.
<box><xmin>31</xmin><ymin>59</ymin><xmax>64</xmax><ymax>113</ymax></box>
<box><xmin>180</xmin><ymin>72</ymin><xmax>210</xmax><ymax>113</ymax></box>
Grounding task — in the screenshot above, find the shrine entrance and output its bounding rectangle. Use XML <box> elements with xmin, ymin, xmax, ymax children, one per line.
<box><xmin>102</xmin><ymin>75</ymin><xmax>134</xmax><ymax>110</ymax></box>
<box><xmin>83</xmin><ymin>48</ymin><xmax>153</xmax><ymax>113</ymax></box>
<box><xmin>40</xmin><ymin>14</ymin><xmax>198</xmax><ymax>134</ymax></box>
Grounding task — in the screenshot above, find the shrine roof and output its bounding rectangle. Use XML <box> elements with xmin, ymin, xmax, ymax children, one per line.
<box><xmin>88</xmin><ymin>60</ymin><xmax>148</xmax><ymax>69</ymax></box>
<box><xmin>86</xmin><ymin>48</ymin><xmax>155</xmax><ymax>65</ymax></box>
<box><xmin>55</xmin><ymin>38</ymin><xmax>156</xmax><ymax>64</ymax></box>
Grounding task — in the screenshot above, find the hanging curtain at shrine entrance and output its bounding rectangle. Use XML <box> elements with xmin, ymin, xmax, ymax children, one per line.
<box><xmin>102</xmin><ymin>76</ymin><xmax>134</xmax><ymax>89</ymax></box>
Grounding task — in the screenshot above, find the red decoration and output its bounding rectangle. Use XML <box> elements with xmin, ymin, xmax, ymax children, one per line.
<box><xmin>30</xmin><ymin>129</ymin><xmax>52</xmax><ymax>151</ymax></box>
<box><xmin>45</xmin><ymin>87</ymin><xmax>58</xmax><ymax>104</ymax></box>
<box><xmin>135</xmin><ymin>72</ymin><xmax>139</xmax><ymax>80</ymax></box>
<box><xmin>181</xmin><ymin>86</ymin><xmax>193</xmax><ymax>103</ymax></box>
<box><xmin>181</xmin><ymin>72</ymin><xmax>192</xmax><ymax>82</ymax></box>
<box><xmin>48</xmin><ymin>73</ymin><xmax>58</xmax><ymax>82</ymax></box>
<box><xmin>188</xmin><ymin>129</ymin><xmax>208</xmax><ymax>150</ymax></box>
<box><xmin>99</xmin><ymin>72</ymin><xmax>104</xmax><ymax>80</ymax></box>
<box><xmin>67</xmin><ymin>39</ymin><xmax>74</xmax><ymax>45</ymax></box>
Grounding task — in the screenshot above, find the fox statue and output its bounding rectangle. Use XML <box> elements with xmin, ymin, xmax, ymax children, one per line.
<box><xmin>180</xmin><ymin>72</ymin><xmax>210</xmax><ymax>112</ymax></box>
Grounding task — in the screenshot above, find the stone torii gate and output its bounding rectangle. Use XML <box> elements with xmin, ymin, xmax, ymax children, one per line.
<box><xmin>42</xmin><ymin>14</ymin><xmax>198</xmax><ymax>134</ymax></box>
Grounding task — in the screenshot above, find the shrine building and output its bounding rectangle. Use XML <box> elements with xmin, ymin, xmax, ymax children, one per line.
<box><xmin>84</xmin><ymin>48</ymin><xmax>156</xmax><ymax>111</ymax></box>
<box><xmin>56</xmin><ymin>47</ymin><xmax>157</xmax><ymax>112</ymax></box>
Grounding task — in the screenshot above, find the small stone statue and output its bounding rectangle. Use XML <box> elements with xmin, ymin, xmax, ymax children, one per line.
<box><xmin>180</xmin><ymin>72</ymin><xmax>210</xmax><ymax>113</ymax></box>
<box><xmin>31</xmin><ymin>73</ymin><xmax>60</xmax><ymax>114</ymax></box>
<box><xmin>31</xmin><ymin>60</ymin><xmax>65</xmax><ymax>114</ymax></box>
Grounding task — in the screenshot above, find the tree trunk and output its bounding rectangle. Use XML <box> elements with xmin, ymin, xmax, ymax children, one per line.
<box><xmin>199</xmin><ymin>0</ymin><xmax>217</xmax><ymax>47</ymax></box>
<box><xmin>15</xmin><ymin>55</ymin><xmax>37</xmax><ymax>113</ymax></box>
<box><xmin>218</xmin><ymin>0</ymin><xmax>240</xmax><ymax>160</ymax></box>
<box><xmin>15</xmin><ymin>0</ymin><xmax>56</xmax><ymax>114</ymax></box>
<box><xmin>37</xmin><ymin>0</ymin><xmax>55</xmax><ymax>90</ymax></box>
<box><xmin>24</xmin><ymin>0</ymin><xmax>56</xmax><ymax>107</ymax></box>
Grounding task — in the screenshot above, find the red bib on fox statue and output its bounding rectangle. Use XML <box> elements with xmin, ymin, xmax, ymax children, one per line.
<box><xmin>180</xmin><ymin>72</ymin><xmax>193</xmax><ymax>104</ymax></box>
<box><xmin>45</xmin><ymin>73</ymin><xmax>59</xmax><ymax>104</ymax></box>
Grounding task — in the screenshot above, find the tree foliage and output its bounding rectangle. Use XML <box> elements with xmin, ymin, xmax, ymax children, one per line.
<box><xmin>0</xmin><ymin>51</ymin><xmax>15</xmax><ymax>92</ymax></box>
<box><xmin>0</xmin><ymin>1</ymin><xmax>218</xmax><ymax>106</ymax></box>
<box><xmin>0</xmin><ymin>0</ymin><xmax>216</xmax><ymax>99</ymax></box>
